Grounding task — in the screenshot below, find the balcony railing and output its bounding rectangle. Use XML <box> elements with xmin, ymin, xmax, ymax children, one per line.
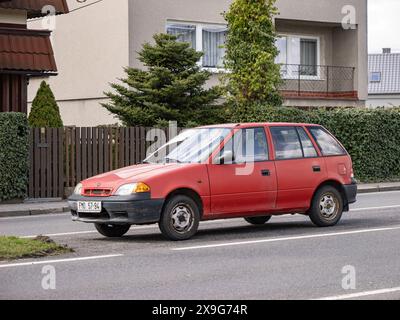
<box><xmin>278</xmin><ymin>64</ymin><xmax>357</xmax><ymax>100</ymax></box>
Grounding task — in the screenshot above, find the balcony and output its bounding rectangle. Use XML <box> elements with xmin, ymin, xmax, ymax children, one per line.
<box><xmin>279</xmin><ymin>65</ymin><xmax>357</xmax><ymax>100</ymax></box>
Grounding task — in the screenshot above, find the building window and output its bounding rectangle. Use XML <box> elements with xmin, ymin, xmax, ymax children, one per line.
<box><xmin>202</xmin><ymin>26</ymin><xmax>227</xmax><ymax>68</ymax></box>
<box><xmin>166</xmin><ymin>24</ymin><xmax>196</xmax><ymax>49</ymax></box>
<box><xmin>276</xmin><ymin>35</ymin><xmax>320</xmax><ymax>78</ymax></box>
<box><xmin>370</xmin><ymin>72</ymin><xmax>381</xmax><ymax>83</ymax></box>
<box><xmin>167</xmin><ymin>22</ymin><xmax>227</xmax><ymax>70</ymax></box>
<box><xmin>300</xmin><ymin>39</ymin><xmax>318</xmax><ymax>76</ymax></box>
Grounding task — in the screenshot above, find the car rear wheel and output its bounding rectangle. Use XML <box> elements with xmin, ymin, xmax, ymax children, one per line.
<box><xmin>159</xmin><ymin>195</ymin><xmax>200</xmax><ymax>241</ymax></box>
<box><xmin>95</xmin><ymin>223</ymin><xmax>131</xmax><ymax>237</ymax></box>
<box><xmin>244</xmin><ymin>216</ymin><xmax>272</xmax><ymax>225</ymax></box>
<box><xmin>309</xmin><ymin>186</ymin><xmax>344</xmax><ymax>227</ymax></box>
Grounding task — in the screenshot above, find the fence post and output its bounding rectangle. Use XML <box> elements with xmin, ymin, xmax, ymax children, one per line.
<box><xmin>297</xmin><ymin>64</ymin><xmax>301</xmax><ymax>97</ymax></box>
<box><xmin>326</xmin><ymin>66</ymin><xmax>330</xmax><ymax>97</ymax></box>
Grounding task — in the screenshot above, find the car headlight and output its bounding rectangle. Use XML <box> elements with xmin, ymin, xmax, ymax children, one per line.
<box><xmin>74</xmin><ymin>183</ymin><xmax>83</xmax><ymax>195</ymax></box>
<box><xmin>115</xmin><ymin>182</ymin><xmax>151</xmax><ymax>196</ymax></box>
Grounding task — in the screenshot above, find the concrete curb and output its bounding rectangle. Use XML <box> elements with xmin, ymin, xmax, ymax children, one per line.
<box><xmin>0</xmin><ymin>205</ymin><xmax>70</xmax><ymax>218</ymax></box>
<box><xmin>358</xmin><ymin>183</ymin><xmax>400</xmax><ymax>194</ymax></box>
<box><xmin>1</xmin><ymin>184</ymin><xmax>400</xmax><ymax>218</ymax></box>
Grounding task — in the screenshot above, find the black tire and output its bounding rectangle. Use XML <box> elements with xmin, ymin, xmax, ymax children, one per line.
<box><xmin>309</xmin><ymin>186</ymin><xmax>344</xmax><ymax>227</ymax></box>
<box><xmin>244</xmin><ymin>216</ymin><xmax>272</xmax><ymax>225</ymax></box>
<box><xmin>95</xmin><ymin>223</ymin><xmax>131</xmax><ymax>238</ymax></box>
<box><xmin>159</xmin><ymin>195</ymin><xmax>200</xmax><ymax>241</ymax></box>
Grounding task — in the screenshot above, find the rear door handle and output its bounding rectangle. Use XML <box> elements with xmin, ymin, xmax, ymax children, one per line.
<box><xmin>313</xmin><ymin>166</ymin><xmax>321</xmax><ymax>172</ymax></box>
<box><xmin>261</xmin><ymin>169</ymin><xmax>270</xmax><ymax>176</ymax></box>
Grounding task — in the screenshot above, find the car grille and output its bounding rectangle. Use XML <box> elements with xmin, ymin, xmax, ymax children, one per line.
<box><xmin>82</xmin><ymin>188</ymin><xmax>112</xmax><ymax>197</ymax></box>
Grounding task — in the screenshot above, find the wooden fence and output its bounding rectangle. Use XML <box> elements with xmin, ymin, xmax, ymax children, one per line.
<box><xmin>29</xmin><ymin>128</ymin><xmax>64</xmax><ymax>199</ymax></box>
<box><xmin>28</xmin><ymin>126</ymin><xmax>178</xmax><ymax>199</ymax></box>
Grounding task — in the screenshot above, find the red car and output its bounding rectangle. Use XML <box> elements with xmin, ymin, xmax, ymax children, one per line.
<box><xmin>68</xmin><ymin>123</ymin><xmax>357</xmax><ymax>241</ymax></box>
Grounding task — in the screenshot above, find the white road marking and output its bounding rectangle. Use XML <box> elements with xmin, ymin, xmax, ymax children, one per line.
<box><xmin>351</xmin><ymin>205</ymin><xmax>400</xmax><ymax>212</ymax></box>
<box><xmin>0</xmin><ymin>254</ymin><xmax>123</xmax><ymax>269</ymax></box>
<box><xmin>16</xmin><ymin>219</ymin><xmax>245</xmax><ymax>238</ymax></box>
<box><xmin>3</xmin><ymin>204</ymin><xmax>400</xmax><ymax>239</ymax></box>
<box><xmin>21</xmin><ymin>230</ymin><xmax>98</xmax><ymax>238</ymax></box>
<box><xmin>314</xmin><ymin>287</ymin><xmax>400</xmax><ymax>300</ymax></box>
<box><xmin>172</xmin><ymin>225</ymin><xmax>400</xmax><ymax>251</ymax></box>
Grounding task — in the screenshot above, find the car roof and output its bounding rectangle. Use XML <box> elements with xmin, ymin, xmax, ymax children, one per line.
<box><xmin>199</xmin><ymin>122</ymin><xmax>321</xmax><ymax>129</ymax></box>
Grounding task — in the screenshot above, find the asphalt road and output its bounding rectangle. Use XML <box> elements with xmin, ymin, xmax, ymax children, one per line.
<box><xmin>1</xmin><ymin>191</ymin><xmax>400</xmax><ymax>300</ymax></box>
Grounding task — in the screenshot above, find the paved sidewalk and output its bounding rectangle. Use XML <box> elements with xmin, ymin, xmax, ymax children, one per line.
<box><xmin>0</xmin><ymin>182</ymin><xmax>400</xmax><ymax>218</ymax></box>
<box><xmin>0</xmin><ymin>201</ymin><xmax>69</xmax><ymax>218</ymax></box>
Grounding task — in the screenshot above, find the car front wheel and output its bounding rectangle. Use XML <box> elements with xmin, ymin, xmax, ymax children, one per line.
<box><xmin>95</xmin><ymin>223</ymin><xmax>131</xmax><ymax>237</ymax></box>
<box><xmin>309</xmin><ymin>186</ymin><xmax>344</xmax><ymax>227</ymax></box>
<box><xmin>159</xmin><ymin>195</ymin><xmax>200</xmax><ymax>241</ymax></box>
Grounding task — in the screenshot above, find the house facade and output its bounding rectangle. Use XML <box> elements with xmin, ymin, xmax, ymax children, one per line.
<box><xmin>368</xmin><ymin>49</ymin><xmax>400</xmax><ymax>108</ymax></box>
<box><xmin>27</xmin><ymin>0</ymin><xmax>368</xmax><ymax>126</ymax></box>
<box><xmin>0</xmin><ymin>0</ymin><xmax>68</xmax><ymax>113</ymax></box>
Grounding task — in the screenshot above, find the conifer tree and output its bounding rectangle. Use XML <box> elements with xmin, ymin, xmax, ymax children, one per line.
<box><xmin>28</xmin><ymin>81</ymin><xmax>63</xmax><ymax>128</ymax></box>
<box><xmin>103</xmin><ymin>34</ymin><xmax>222</xmax><ymax>127</ymax></box>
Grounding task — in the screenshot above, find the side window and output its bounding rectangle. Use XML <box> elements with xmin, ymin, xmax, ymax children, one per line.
<box><xmin>220</xmin><ymin>128</ymin><xmax>269</xmax><ymax>163</ymax></box>
<box><xmin>308</xmin><ymin>127</ymin><xmax>346</xmax><ymax>156</ymax></box>
<box><xmin>270</xmin><ymin>127</ymin><xmax>303</xmax><ymax>160</ymax></box>
<box><xmin>296</xmin><ymin>127</ymin><xmax>318</xmax><ymax>158</ymax></box>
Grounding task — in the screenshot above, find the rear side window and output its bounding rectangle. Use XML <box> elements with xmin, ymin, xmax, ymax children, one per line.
<box><xmin>270</xmin><ymin>127</ymin><xmax>303</xmax><ymax>160</ymax></box>
<box><xmin>296</xmin><ymin>127</ymin><xmax>318</xmax><ymax>158</ymax></box>
<box><xmin>308</xmin><ymin>127</ymin><xmax>346</xmax><ymax>156</ymax></box>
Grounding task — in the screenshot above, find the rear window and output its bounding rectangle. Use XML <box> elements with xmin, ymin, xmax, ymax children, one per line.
<box><xmin>307</xmin><ymin>127</ymin><xmax>346</xmax><ymax>156</ymax></box>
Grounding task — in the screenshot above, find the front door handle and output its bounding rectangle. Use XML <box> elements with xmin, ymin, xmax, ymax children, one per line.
<box><xmin>313</xmin><ymin>166</ymin><xmax>321</xmax><ymax>172</ymax></box>
<box><xmin>261</xmin><ymin>169</ymin><xmax>270</xmax><ymax>176</ymax></box>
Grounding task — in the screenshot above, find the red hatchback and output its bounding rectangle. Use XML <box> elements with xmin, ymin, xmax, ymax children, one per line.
<box><xmin>68</xmin><ymin>123</ymin><xmax>357</xmax><ymax>240</ymax></box>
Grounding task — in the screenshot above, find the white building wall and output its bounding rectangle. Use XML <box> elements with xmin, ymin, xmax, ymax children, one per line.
<box><xmin>27</xmin><ymin>0</ymin><xmax>130</xmax><ymax>126</ymax></box>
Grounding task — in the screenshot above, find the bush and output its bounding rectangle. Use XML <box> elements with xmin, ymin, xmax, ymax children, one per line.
<box><xmin>0</xmin><ymin>113</ymin><xmax>29</xmax><ymax>201</ymax></box>
<box><xmin>28</xmin><ymin>81</ymin><xmax>63</xmax><ymax>128</ymax></box>
<box><xmin>230</xmin><ymin>105</ymin><xmax>400</xmax><ymax>182</ymax></box>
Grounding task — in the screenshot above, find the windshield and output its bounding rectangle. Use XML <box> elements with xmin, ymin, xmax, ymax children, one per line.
<box><xmin>144</xmin><ymin>128</ymin><xmax>231</xmax><ymax>164</ymax></box>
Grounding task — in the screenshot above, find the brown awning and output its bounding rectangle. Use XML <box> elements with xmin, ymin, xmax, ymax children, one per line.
<box><xmin>0</xmin><ymin>27</ymin><xmax>57</xmax><ymax>73</ymax></box>
<box><xmin>0</xmin><ymin>0</ymin><xmax>69</xmax><ymax>18</ymax></box>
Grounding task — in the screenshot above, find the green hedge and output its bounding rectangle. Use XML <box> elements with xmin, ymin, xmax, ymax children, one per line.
<box><xmin>230</xmin><ymin>105</ymin><xmax>400</xmax><ymax>182</ymax></box>
<box><xmin>0</xmin><ymin>113</ymin><xmax>29</xmax><ymax>201</ymax></box>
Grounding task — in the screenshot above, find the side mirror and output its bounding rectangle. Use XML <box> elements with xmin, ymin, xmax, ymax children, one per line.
<box><xmin>214</xmin><ymin>150</ymin><xmax>234</xmax><ymax>165</ymax></box>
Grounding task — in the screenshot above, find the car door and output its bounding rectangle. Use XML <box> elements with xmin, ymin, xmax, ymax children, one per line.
<box><xmin>269</xmin><ymin>126</ymin><xmax>327</xmax><ymax>211</ymax></box>
<box><xmin>207</xmin><ymin>127</ymin><xmax>277</xmax><ymax>216</ymax></box>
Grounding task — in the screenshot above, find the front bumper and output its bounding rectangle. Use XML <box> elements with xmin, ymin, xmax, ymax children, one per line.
<box><xmin>343</xmin><ymin>179</ymin><xmax>358</xmax><ymax>205</ymax></box>
<box><xmin>68</xmin><ymin>193</ymin><xmax>164</xmax><ymax>225</ymax></box>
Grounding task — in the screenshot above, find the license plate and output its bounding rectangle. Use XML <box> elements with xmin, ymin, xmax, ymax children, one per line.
<box><xmin>77</xmin><ymin>201</ymin><xmax>102</xmax><ymax>213</ymax></box>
